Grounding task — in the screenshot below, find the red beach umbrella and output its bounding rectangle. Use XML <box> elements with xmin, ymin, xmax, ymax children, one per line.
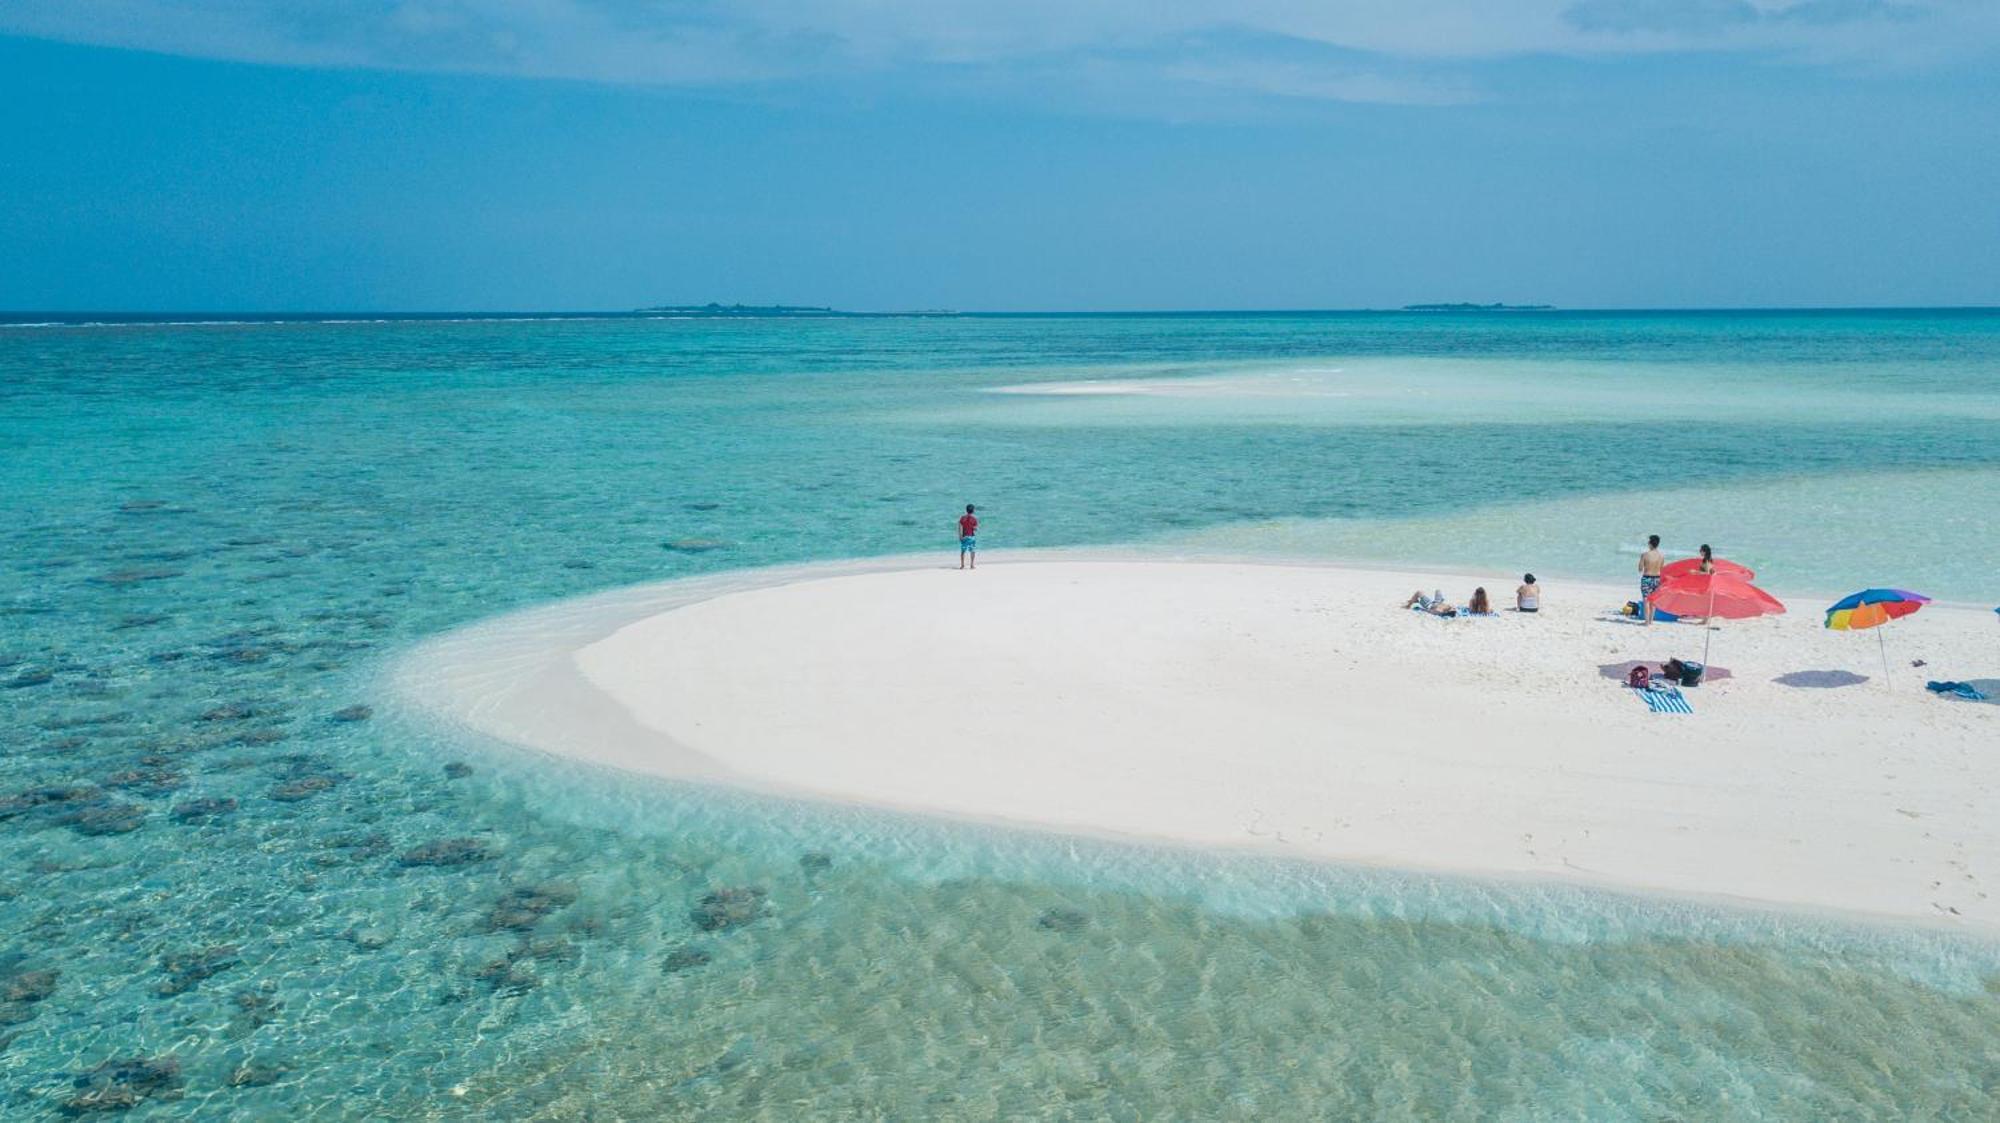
<box><xmin>1647</xmin><ymin>572</ymin><xmax>1786</xmax><ymax>666</ymax></box>
<box><xmin>1660</xmin><ymin>556</ymin><xmax>1755</xmax><ymax>581</ymax></box>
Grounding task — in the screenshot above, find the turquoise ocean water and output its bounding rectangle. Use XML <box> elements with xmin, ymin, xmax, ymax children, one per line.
<box><xmin>2</xmin><ymin>310</ymin><xmax>1998</xmax><ymax>1118</ymax></box>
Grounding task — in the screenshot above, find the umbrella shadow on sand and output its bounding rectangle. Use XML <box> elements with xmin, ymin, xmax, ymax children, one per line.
<box><xmin>1772</xmin><ymin>670</ymin><xmax>1871</xmax><ymax>689</ymax></box>
<box><xmin>1599</xmin><ymin>661</ymin><xmax>1733</xmax><ymax>683</ymax></box>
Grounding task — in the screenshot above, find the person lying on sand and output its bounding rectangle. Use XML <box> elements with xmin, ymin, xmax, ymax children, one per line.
<box><xmin>1404</xmin><ymin>589</ymin><xmax>1457</xmax><ymax>616</ymax></box>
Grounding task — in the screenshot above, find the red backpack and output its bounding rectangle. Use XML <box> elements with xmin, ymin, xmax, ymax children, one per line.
<box><xmin>1626</xmin><ymin>665</ymin><xmax>1652</xmax><ymax>690</ymax></box>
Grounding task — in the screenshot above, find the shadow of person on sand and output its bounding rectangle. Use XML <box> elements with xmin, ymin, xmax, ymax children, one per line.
<box><xmin>1773</xmin><ymin>670</ymin><xmax>1871</xmax><ymax>689</ymax></box>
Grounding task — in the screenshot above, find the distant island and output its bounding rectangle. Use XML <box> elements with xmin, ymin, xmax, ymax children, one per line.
<box><xmin>635</xmin><ymin>303</ymin><xmax>959</xmax><ymax>317</ymax></box>
<box><xmin>1402</xmin><ymin>302</ymin><xmax>1555</xmax><ymax>312</ymax></box>
<box><xmin>636</xmin><ymin>303</ymin><xmax>839</xmax><ymax>316</ymax></box>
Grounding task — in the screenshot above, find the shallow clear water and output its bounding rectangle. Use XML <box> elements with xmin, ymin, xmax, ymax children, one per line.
<box><xmin>3</xmin><ymin>311</ymin><xmax>1998</xmax><ymax>1119</ymax></box>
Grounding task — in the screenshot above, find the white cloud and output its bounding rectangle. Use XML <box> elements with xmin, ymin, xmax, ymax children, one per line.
<box><xmin>1</xmin><ymin>0</ymin><xmax>1994</xmax><ymax>104</ymax></box>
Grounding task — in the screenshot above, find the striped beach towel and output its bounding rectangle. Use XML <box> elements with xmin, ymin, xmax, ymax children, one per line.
<box><xmin>1637</xmin><ymin>685</ymin><xmax>1692</xmax><ymax>714</ymax></box>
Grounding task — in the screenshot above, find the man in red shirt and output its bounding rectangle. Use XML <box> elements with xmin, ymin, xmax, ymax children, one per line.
<box><xmin>957</xmin><ymin>504</ymin><xmax>978</xmax><ymax>570</ymax></box>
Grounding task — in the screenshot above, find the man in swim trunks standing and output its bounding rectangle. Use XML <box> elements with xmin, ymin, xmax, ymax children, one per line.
<box><xmin>958</xmin><ymin>504</ymin><xmax>979</xmax><ymax>570</ymax></box>
<box><xmin>1639</xmin><ymin>533</ymin><xmax>1664</xmax><ymax>625</ymax></box>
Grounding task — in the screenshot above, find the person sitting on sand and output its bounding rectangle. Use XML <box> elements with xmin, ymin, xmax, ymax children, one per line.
<box><xmin>1468</xmin><ymin>587</ymin><xmax>1493</xmax><ymax>615</ymax></box>
<box><xmin>1516</xmin><ymin>574</ymin><xmax>1541</xmax><ymax>613</ymax></box>
<box><xmin>1689</xmin><ymin>543</ymin><xmax>1715</xmax><ymax>624</ymax></box>
<box><xmin>957</xmin><ymin>504</ymin><xmax>978</xmax><ymax>570</ymax></box>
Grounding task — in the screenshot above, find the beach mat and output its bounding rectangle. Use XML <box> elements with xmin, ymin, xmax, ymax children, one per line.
<box><xmin>1635</xmin><ymin>685</ymin><xmax>1692</xmax><ymax>714</ymax></box>
<box><xmin>1927</xmin><ymin>679</ymin><xmax>1996</xmax><ymax>704</ymax></box>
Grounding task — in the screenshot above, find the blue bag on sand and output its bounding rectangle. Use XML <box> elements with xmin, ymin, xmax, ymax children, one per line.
<box><xmin>1623</xmin><ymin>601</ymin><xmax>1680</xmax><ymax>623</ymax></box>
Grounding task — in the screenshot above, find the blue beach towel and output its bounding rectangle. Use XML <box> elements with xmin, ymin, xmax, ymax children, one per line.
<box><xmin>1926</xmin><ymin>680</ymin><xmax>1990</xmax><ymax>701</ymax></box>
<box><xmin>1636</xmin><ymin>685</ymin><xmax>1693</xmax><ymax>714</ymax></box>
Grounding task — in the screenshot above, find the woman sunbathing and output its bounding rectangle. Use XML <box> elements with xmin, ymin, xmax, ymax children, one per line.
<box><xmin>1404</xmin><ymin>589</ymin><xmax>1458</xmax><ymax>616</ymax></box>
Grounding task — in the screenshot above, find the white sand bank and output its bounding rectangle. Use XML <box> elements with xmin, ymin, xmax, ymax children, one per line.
<box><xmin>402</xmin><ymin>558</ymin><xmax>2000</xmax><ymax>930</ymax></box>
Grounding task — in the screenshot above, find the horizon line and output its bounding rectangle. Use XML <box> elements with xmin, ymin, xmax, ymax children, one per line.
<box><xmin>7</xmin><ymin>304</ymin><xmax>2000</xmax><ymax>321</ymax></box>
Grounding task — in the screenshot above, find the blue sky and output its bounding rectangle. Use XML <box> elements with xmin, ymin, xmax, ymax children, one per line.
<box><xmin>3</xmin><ymin>2</ymin><xmax>1997</xmax><ymax>311</ymax></box>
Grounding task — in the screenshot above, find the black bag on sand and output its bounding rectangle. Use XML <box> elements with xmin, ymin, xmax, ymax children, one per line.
<box><xmin>1661</xmin><ymin>658</ymin><xmax>1704</xmax><ymax>687</ymax></box>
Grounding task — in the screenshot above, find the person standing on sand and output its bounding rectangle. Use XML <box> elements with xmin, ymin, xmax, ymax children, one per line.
<box><xmin>1639</xmin><ymin>534</ymin><xmax>1665</xmax><ymax>624</ymax></box>
<box><xmin>958</xmin><ymin>504</ymin><xmax>979</xmax><ymax>570</ymax></box>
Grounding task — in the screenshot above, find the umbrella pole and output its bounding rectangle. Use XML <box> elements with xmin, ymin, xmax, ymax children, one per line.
<box><xmin>1702</xmin><ymin>588</ymin><xmax>1714</xmax><ymax>666</ymax></box>
<box><xmin>1878</xmin><ymin>627</ymin><xmax>1890</xmax><ymax>687</ymax></box>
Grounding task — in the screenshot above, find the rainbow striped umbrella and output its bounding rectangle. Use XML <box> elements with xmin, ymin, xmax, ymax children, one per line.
<box><xmin>1825</xmin><ymin>588</ymin><xmax>1930</xmax><ymax>630</ymax></box>
<box><xmin>1825</xmin><ymin>588</ymin><xmax>1931</xmax><ymax>683</ymax></box>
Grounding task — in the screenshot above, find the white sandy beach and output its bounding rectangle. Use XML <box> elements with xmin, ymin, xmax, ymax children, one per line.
<box><xmin>402</xmin><ymin>558</ymin><xmax>2000</xmax><ymax>931</ymax></box>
